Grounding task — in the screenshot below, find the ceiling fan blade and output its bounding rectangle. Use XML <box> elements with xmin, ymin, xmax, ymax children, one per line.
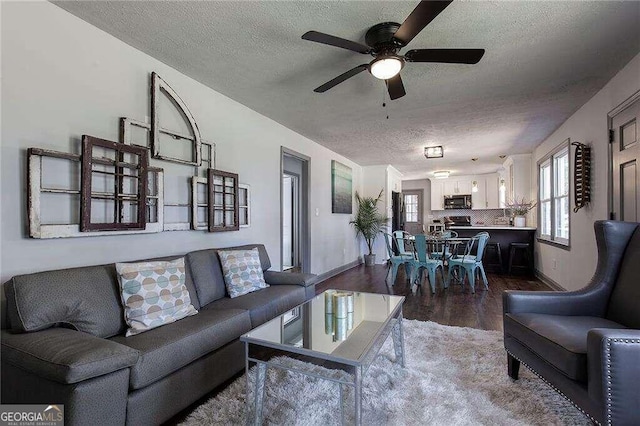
<box><xmin>302</xmin><ymin>31</ymin><xmax>371</xmax><ymax>54</ymax></box>
<box><xmin>386</xmin><ymin>74</ymin><xmax>406</xmax><ymax>100</ymax></box>
<box><xmin>314</xmin><ymin>64</ymin><xmax>369</xmax><ymax>93</ymax></box>
<box><xmin>405</xmin><ymin>48</ymin><xmax>485</xmax><ymax>64</ymax></box>
<box><xmin>393</xmin><ymin>1</ymin><xmax>453</xmax><ymax>46</ymax></box>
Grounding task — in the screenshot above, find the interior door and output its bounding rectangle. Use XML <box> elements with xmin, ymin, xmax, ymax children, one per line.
<box><xmin>402</xmin><ymin>190</ymin><xmax>423</xmax><ymax>234</ymax></box>
<box><xmin>611</xmin><ymin>98</ymin><xmax>639</xmax><ymax>222</ymax></box>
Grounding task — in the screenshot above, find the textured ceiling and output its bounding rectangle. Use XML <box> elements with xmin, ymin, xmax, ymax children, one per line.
<box><xmin>54</xmin><ymin>1</ymin><xmax>640</xmax><ymax>179</ymax></box>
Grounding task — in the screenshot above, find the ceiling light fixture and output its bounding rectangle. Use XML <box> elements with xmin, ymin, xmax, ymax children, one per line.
<box><xmin>369</xmin><ymin>56</ymin><xmax>404</xmax><ymax>80</ymax></box>
<box><xmin>424</xmin><ymin>146</ymin><xmax>444</xmax><ymax>159</ymax></box>
<box><xmin>472</xmin><ymin>181</ymin><xmax>479</xmax><ymax>192</ymax></box>
<box><xmin>433</xmin><ymin>170</ymin><xmax>450</xmax><ymax>179</ymax></box>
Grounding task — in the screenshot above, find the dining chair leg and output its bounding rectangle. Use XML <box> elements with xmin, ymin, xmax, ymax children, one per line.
<box><xmin>440</xmin><ymin>265</ymin><xmax>447</xmax><ymax>289</ymax></box>
<box><xmin>467</xmin><ymin>266</ymin><xmax>476</xmax><ymax>294</ymax></box>
<box><xmin>479</xmin><ymin>264</ymin><xmax>489</xmax><ymax>290</ymax></box>
<box><xmin>391</xmin><ymin>263</ymin><xmax>399</xmax><ymax>285</ymax></box>
<box><xmin>427</xmin><ymin>267</ymin><xmax>436</xmax><ymax>294</ymax></box>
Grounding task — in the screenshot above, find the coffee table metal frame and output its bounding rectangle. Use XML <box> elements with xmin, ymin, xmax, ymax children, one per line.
<box><xmin>240</xmin><ymin>292</ymin><xmax>406</xmax><ymax>426</ymax></box>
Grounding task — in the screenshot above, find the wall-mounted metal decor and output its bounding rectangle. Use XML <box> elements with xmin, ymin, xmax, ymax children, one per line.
<box><xmin>207</xmin><ymin>169</ymin><xmax>239</xmax><ymax>232</ymax></box>
<box><xmin>151</xmin><ymin>72</ymin><xmax>202</xmax><ymax>166</ymax></box>
<box><xmin>80</xmin><ymin>135</ymin><xmax>148</xmax><ymax>231</ymax></box>
<box><xmin>572</xmin><ymin>141</ymin><xmax>591</xmax><ymax>212</ymax></box>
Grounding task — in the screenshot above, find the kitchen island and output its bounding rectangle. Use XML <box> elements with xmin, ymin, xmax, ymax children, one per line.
<box><xmin>449</xmin><ymin>226</ymin><xmax>536</xmax><ymax>274</ymax></box>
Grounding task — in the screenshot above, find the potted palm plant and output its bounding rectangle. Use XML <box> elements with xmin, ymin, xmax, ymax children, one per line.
<box><xmin>350</xmin><ymin>190</ymin><xmax>388</xmax><ymax>266</ymax></box>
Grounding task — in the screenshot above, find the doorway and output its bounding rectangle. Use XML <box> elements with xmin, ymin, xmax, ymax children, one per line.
<box><xmin>281</xmin><ymin>148</ymin><xmax>310</xmax><ymax>273</ymax></box>
<box><xmin>402</xmin><ymin>190</ymin><xmax>423</xmax><ymax>235</ymax></box>
<box><xmin>609</xmin><ymin>92</ymin><xmax>640</xmax><ymax>222</ymax></box>
<box><xmin>282</xmin><ymin>173</ymin><xmax>299</xmax><ymax>271</ymax></box>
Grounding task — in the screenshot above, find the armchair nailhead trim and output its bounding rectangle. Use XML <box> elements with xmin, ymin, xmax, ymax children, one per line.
<box><xmin>604</xmin><ymin>338</ymin><xmax>640</xmax><ymax>426</ymax></box>
<box><xmin>506</xmin><ymin>351</ymin><xmax>600</xmax><ymax>425</ymax></box>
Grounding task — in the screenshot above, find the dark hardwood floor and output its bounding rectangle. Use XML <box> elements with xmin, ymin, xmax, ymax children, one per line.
<box><xmin>316</xmin><ymin>264</ymin><xmax>551</xmax><ymax>331</ymax></box>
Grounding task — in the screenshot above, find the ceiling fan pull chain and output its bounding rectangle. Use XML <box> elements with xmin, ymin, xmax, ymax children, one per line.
<box><xmin>382</xmin><ymin>87</ymin><xmax>389</xmax><ymax>120</ymax></box>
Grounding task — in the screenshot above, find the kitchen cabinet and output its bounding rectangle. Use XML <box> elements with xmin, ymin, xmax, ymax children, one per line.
<box><xmin>486</xmin><ymin>174</ymin><xmax>500</xmax><ymax>209</ymax></box>
<box><xmin>443</xmin><ymin>179</ymin><xmax>472</xmax><ymax>195</ymax></box>
<box><xmin>432</xmin><ymin>173</ymin><xmax>501</xmax><ymax>210</ymax></box>
<box><xmin>471</xmin><ymin>178</ymin><xmax>486</xmax><ymax>210</ymax></box>
<box><xmin>471</xmin><ymin>174</ymin><xmax>500</xmax><ymax>209</ymax></box>
<box><xmin>430</xmin><ymin>180</ymin><xmax>444</xmax><ymax>210</ymax></box>
<box><xmin>503</xmin><ymin>154</ymin><xmax>532</xmax><ymax>203</ymax></box>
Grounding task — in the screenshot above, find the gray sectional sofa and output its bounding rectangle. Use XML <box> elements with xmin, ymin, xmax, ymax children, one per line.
<box><xmin>1</xmin><ymin>244</ymin><xmax>317</xmax><ymax>425</ymax></box>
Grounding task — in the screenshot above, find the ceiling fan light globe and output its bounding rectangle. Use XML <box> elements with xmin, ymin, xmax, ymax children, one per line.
<box><xmin>370</xmin><ymin>57</ymin><xmax>403</xmax><ymax>80</ymax></box>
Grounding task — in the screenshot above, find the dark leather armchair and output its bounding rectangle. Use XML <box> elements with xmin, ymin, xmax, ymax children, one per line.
<box><xmin>503</xmin><ymin>220</ymin><xmax>640</xmax><ymax>425</ymax></box>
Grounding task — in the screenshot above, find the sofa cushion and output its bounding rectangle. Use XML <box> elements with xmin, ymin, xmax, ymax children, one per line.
<box><xmin>110</xmin><ymin>308</ymin><xmax>250</xmax><ymax>390</ymax></box>
<box><xmin>186</xmin><ymin>244</ymin><xmax>272</xmax><ymax>306</ymax></box>
<box><xmin>5</xmin><ymin>265</ymin><xmax>126</xmax><ymax>338</ymax></box>
<box><xmin>204</xmin><ymin>285</ymin><xmax>305</xmax><ymax>328</ymax></box>
<box><xmin>505</xmin><ymin>313</ymin><xmax>625</xmax><ymax>382</ymax></box>
<box><xmin>218</xmin><ymin>248</ymin><xmax>269</xmax><ymax>298</ymax></box>
<box><xmin>1</xmin><ymin>328</ymin><xmax>139</xmax><ymax>384</ymax></box>
<box><xmin>606</xmin><ymin>227</ymin><xmax>640</xmax><ymax>328</ymax></box>
<box><xmin>116</xmin><ymin>258</ymin><xmax>198</xmax><ymax>336</ymax></box>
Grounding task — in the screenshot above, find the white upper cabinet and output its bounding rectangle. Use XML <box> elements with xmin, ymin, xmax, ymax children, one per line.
<box><xmin>471</xmin><ymin>177</ymin><xmax>487</xmax><ymax>210</ymax></box>
<box><xmin>486</xmin><ymin>174</ymin><xmax>500</xmax><ymax>209</ymax></box>
<box><xmin>431</xmin><ymin>172</ymin><xmax>505</xmax><ymax>210</ymax></box>
<box><xmin>430</xmin><ymin>180</ymin><xmax>444</xmax><ymax>210</ymax></box>
<box><xmin>502</xmin><ymin>154</ymin><xmax>533</xmax><ymax>203</ymax></box>
<box><xmin>443</xmin><ymin>179</ymin><xmax>472</xmax><ymax>195</ymax></box>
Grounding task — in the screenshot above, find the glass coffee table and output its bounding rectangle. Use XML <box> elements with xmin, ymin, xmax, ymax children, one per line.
<box><xmin>240</xmin><ymin>290</ymin><xmax>405</xmax><ymax>426</ymax></box>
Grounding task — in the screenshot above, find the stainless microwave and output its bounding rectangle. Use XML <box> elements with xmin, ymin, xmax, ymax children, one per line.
<box><xmin>444</xmin><ymin>194</ymin><xmax>472</xmax><ymax>210</ymax></box>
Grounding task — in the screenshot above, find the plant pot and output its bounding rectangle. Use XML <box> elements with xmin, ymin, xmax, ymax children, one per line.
<box><xmin>364</xmin><ymin>254</ymin><xmax>376</xmax><ymax>266</ymax></box>
<box><xmin>514</xmin><ymin>216</ymin><xmax>526</xmax><ymax>227</ymax></box>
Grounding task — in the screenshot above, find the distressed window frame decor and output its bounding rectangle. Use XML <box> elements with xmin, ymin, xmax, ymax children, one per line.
<box><xmin>151</xmin><ymin>72</ymin><xmax>202</xmax><ymax>166</ymax></box>
<box><xmin>207</xmin><ymin>169</ymin><xmax>239</xmax><ymax>232</ymax></box>
<box><xmin>331</xmin><ymin>160</ymin><xmax>353</xmax><ymax>214</ymax></box>
<box><xmin>28</xmin><ymin>148</ymin><xmax>164</xmax><ymax>239</ymax></box>
<box><xmin>191</xmin><ymin>176</ymin><xmax>208</xmax><ymax>231</ymax></box>
<box><xmin>239</xmin><ymin>184</ymin><xmax>251</xmax><ymax>228</ymax></box>
<box><xmin>80</xmin><ymin>135</ymin><xmax>148</xmax><ymax>232</ymax></box>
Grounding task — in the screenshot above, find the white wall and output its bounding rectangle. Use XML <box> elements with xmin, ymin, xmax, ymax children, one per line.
<box><xmin>533</xmin><ymin>53</ymin><xmax>640</xmax><ymax>290</ymax></box>
<box><xmin>0</xmin><ymin>1</ymin><xmax>363</xmax><ymax>282</ymax></box>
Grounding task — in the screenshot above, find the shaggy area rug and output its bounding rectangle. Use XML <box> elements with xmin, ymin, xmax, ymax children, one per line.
<box><xmin>181</xmin><ymin>320</ymin><xmax>588</xmax><ymax>425</ymax></box>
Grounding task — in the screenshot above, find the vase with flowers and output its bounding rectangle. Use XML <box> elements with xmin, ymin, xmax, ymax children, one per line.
<box><xmin>506</xmin><ymin>198</ymin><xmax>536</xmax><ymax>227</ymax></box>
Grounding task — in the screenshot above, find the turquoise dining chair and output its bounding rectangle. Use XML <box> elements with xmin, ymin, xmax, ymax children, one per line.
<box><xmin>393</xmin><ymin>230</ymin><xmax>413</xmax><ymax>257</ymax></box>
<box><xmin>384</xmin><ymin>233</ymin><xmax>413</xmax><ymax>285</ymax></box>
<box><xmin>447</xmin><ymin>233</ymin><xmax>490</xmax><ymax>293</ymax></box>
<box><xmin>429</xmin><ymin>230</ymin><xmax>458</xmax><ymax>262</ymax></box>
<box><xmin>408</xmin><ymin>234</ymin><xmax>445</xmax><ymax>294</ymax></box>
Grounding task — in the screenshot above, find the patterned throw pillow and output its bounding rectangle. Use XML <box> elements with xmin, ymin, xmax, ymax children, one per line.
<box><xmin>115</xmin><ymin>258</ymin><xmax>198</xmax><ymax>336</ymax></box>
<box><xmin>218</xmin><ymin>248</ymin><xmax>269</xmax><ymax>298</ymax></box>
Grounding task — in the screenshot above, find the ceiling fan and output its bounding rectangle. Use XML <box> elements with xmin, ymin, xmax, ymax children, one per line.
<box><xmin>302</xmin><ymin>0</ymin><xmax>485</xmax><ymax>100</ymax></box>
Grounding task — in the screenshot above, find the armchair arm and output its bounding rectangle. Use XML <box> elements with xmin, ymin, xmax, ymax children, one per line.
<box><xmin>503</xmin><ymin>289</ymin><xmax>607</xmax><ymax>316</ymax></box>
<box><xmin>263</xmin><ymin>271</ymin><xmax>318</xmax><ymax>288</ymax></box>
<box><xmin>1</xmin><ymin>328</ymin><xmax>139</xmax><ymax>384</ymax></box>
<box><xmin>587</xmin><ymin>328</ymin><xmax>640</xmax><ymax>425</ymax></box>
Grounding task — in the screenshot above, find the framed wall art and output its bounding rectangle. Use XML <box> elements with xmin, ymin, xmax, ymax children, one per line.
<box><xmin>331</xmin><ymin>160</ymin><xmax>352</xmax><ymax>214</ymax></box>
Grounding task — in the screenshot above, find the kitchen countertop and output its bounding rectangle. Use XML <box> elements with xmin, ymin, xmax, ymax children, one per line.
<box><xmin>450</xmin><ymin>226</ymin><xmax>537</xmax><ymax>231</ymax></box>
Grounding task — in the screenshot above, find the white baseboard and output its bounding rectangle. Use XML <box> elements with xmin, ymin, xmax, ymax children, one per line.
<box><xmin>535</xmin><ymin>269</ymin><xmax>566</xmax><ymax>291</ymax></box>
<box><xmin>316</xmin><ymin>259</ymin><xmax>362</xmax><ymax>283</ymax></box>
